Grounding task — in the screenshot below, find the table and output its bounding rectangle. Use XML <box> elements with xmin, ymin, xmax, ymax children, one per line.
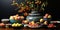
<box><xmin>0</xmin><ymin>28</ymin><xmax>57</xmax><ymax>30</ymax></box>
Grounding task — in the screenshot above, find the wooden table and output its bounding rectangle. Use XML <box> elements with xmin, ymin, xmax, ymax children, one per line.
<box><xmin>0</xmin><ymin>28</ymin><xmax>57</xmax><ymax>30</ymax></box>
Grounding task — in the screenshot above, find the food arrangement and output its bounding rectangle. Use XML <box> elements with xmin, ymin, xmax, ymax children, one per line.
<box><xmin>12</xmin><ymin>23</ymin><xmax>23</xmax><ymax>27</ymax></box>
<box><xmin>0</xmin><ymin>0</ymin><xmax>57</xmax><ymax>28</ymax></box>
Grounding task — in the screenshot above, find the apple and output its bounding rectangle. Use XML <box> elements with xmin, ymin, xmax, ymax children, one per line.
<box><xmin>24</xmin><ymin>12</ymin><xmax>28</xmax><ymax>16</ymax></box>
<box><xmin>22</xmin><ymin>20</ymin><xmax>28</xmax><ymax>24</ymax></box>
<box><xmin>0</xmin><ymin>23</ymin><xmax>5</xmax><ymax>26</ymax></box>
<box><xmin>44</xmin><ymin>13</ymin><xmax>49</xmax><ymax>18</ymax></box>
<box><xmin>20</xmin><ymin>16</ymin><xmax>24</xmax><ymax>19</ymax></box>
<box><xmin>9</xmin><ymin>16</ymin><xmax>15</xmax><ymax>20</ymax></box>
<box><xmin>14</xmin><ymin>16</ymin><xmax>18</xmax><ymax>20</ymax></box>
<box><xmin>45</xmin><ymin>14</ymin><xmax>49</xmax><ymax>16</ymax></box>
<box><xmin>25</xmin><ymin>6</ymin><xmax>30</xmax><ymax>10</ymax></box>
<box><xmin>48</xmin><ymin>24</ymin><xmax>54</xmax><ymax>28</ymax></box>
<box><xmin>18</xmin><ymin>10</ymin><xmax>23</xmax><ymax>13</ymax></box>
<box><xmin>43</xmin><ymin>21</ymin><xmax>48</xmax><ymax>25</ymax></box>
<box><xmin>48</xmin><ymin>15</ymin><xmax>51</xmax><ymax>18</ymax></box>
<box><xmin>43</xmin><ymin>16</ymin><xmax>47</xmax><ymax>18</ymax></box>
<box><xmin>40</xmin><ymin>19</ymin><xmax>44</xmax><ymax>23</ymax></box>
<box><xmin>29</xmin><ymin>21</ymin><xmax>34</xmax><ymax>25</ymax></box>
<box><xmin>28</xmin><ymin>22</ymin><xmax>39</xmax><ymax>28</ymax></box>
<box><xmin>21</xmin><ymin>7</ymin><xmax>25</xmax><ymax>10</ymax></box>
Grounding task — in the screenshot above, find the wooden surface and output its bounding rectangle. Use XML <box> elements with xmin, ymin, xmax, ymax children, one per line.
<box><xmin>0</xmin><ymin>28</ymin><xmax>56</xmax><ymax>30</ymax></box>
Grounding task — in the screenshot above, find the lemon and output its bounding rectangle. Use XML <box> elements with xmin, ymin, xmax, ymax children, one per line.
<box><xmin>12</xmin><ymin>24</ymin><xmax>14</xmax><ymax>27</ymax></box>
<box><xmin>15</xmin><ymin>24</ymin><xmax>17</xmax><ymax>27</ymax></box>
<box><xmin>17</xmin><ymin>23</ymin><xmax>19</xmax><ymax>24</ymax></box>
<box><xmin>12</xmin><ymin>23</ymin><xmax>15</xmax><ymax>27</ymax></box>
<box><xmin>18</xmin><ymin>24</ymin><xmax>21</xmax><ymax>26</ymax></box>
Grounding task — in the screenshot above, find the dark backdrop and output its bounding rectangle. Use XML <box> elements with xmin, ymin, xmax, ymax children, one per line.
<box><xmin>0</xmin><ymin>0</ymin><xmax>60</xmax><ymax>20</ymax></box>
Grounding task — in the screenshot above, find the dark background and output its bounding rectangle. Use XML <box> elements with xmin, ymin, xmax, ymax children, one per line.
<box><xmin>0</xmin><ymin>0</ymin><xmax>60</xmax><ymax>20</ymax></box>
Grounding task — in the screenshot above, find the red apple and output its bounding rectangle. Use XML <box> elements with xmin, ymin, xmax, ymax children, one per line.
<box><xmin>48</xmin><ymin>24</ymin><xmax>54</xmax><ymax>28</ymax></box>
<box><xmin>0</xmin><ymin>23</ymin><xmax>5</xmax><ymax>26</ymax></box>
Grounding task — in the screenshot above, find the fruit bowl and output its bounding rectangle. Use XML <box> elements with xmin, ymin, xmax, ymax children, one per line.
<box><xmin>10</xmin><ymin>20</ymin><xmax>21</xmax><ymax>24</ymax></box>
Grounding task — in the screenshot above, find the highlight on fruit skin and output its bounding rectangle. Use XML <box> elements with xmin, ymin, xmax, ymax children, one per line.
<box><xmin>40</xmin><ymin>19</ymin><xmax>44</xmax><ymax>23</ymax></box>
<box><xmin>30</xmin><ymin>21</ymin><xmax>35</xmax><ymax>25</ymax></box>
<box><xmin>0</xmin><ymin>23</ymin><xmax>5</xmax><ymax>26</ymax></box>
<box><xmin>20</xmin><ymin>16</ymin><xmax>24</xmax><ymax>19</ymax></box>
<box><xmin>12</xmin><ymin>23</ymin><xmax>22</xmax><ymax>27</ymax></box>
<box><xmin>9</xmin><ymin>16</ymin><xmax>15</xmax><ymax>20</ymax></box>
<box><xmin>35</xmin><ymin>0</ymin><xmax>41</xmax><ymax>4</ymax></box>
<box><xmin>48</xmin><ymin>24</ymin><xmax>55</xmax><ymax>28</ymax></box>
<box><xmin>43</xmin><ymin>13</ymin><xmax>49</xmax><ymax>18</ymax></box>
<box><xmin>28</xmin><ymin>21</ymin><xmax>39</xmax><ymax>28</ymax></box>
<box><xmin>22</xmin><ymin>20</ymin><xmax>29</xmax><ymax>24</ymax></box>
<box><xmin>48</xmin><ymin>15</ymin><xmax>51</xmax><ymax>18</ymax></box>
<box><xmin>43</xmin><ymin>21</ymin><xmax>48</xmax><ymax>25</ymax></box>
